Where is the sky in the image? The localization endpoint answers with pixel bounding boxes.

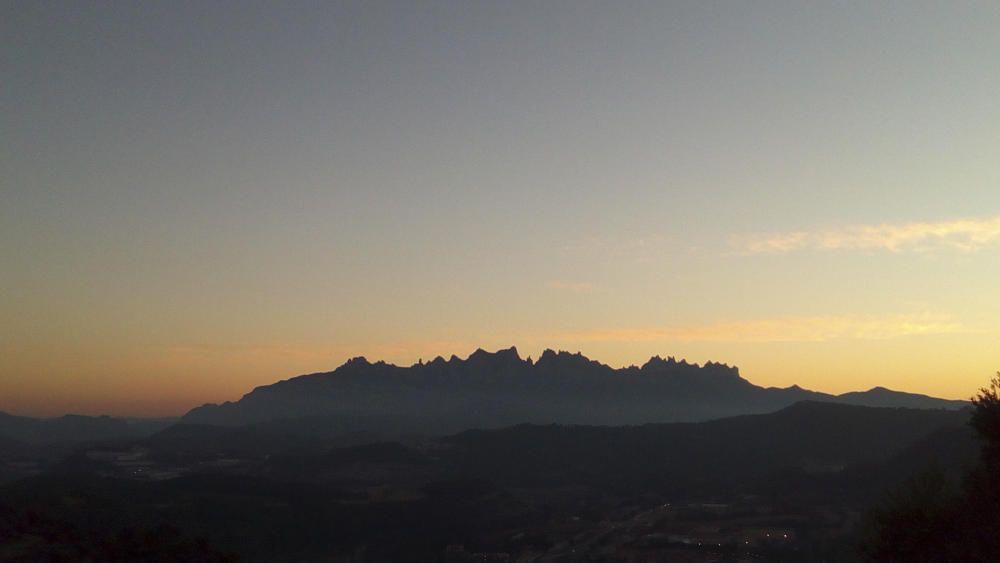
[2,1,999,416]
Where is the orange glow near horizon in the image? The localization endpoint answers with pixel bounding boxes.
[3,3,999,419]
[1,328,991,417]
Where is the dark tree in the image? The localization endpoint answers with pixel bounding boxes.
[861,372,1000,561]
[971,372,1000,469]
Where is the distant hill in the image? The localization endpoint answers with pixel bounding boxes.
[51,402,973,504]
[7,401,972,563]
[143,418,390,458]
[182,347,967,434]
[442,401,972,494]
[0,411,174,446]
[832,386,968,410]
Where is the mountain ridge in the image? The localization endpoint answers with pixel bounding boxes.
[0,411,175,446]
[183,347,967,431]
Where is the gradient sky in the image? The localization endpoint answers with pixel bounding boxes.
[3,1,999,416]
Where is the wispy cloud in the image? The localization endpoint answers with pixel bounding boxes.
[738,215,1000,254]
[553,313,965,344]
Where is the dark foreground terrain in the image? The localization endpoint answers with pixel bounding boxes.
[0,401,977,562]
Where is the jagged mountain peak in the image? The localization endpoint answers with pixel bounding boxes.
[467,346,523,364]
[640,355,677,370]
[342,356,370,367]
[180,347,969,429]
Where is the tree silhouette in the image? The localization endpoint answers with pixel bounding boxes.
[861,372,1000,561]
[971,372,1000,469]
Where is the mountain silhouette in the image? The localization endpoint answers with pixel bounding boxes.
[832,386,967,409]
[0,411,172,445]
[182,347,966,433]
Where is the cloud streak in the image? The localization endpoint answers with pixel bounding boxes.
[553,313,965,344]
[739,215,1000,254]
